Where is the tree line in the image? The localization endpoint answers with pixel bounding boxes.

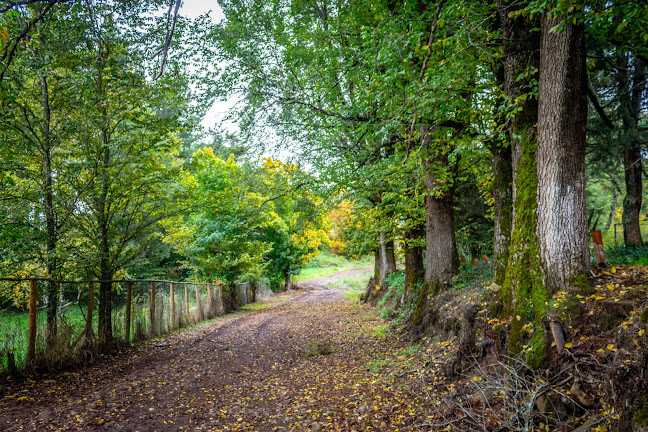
[211,0,647,363]
[0,1,328,348]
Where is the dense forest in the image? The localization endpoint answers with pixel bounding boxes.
[1,0,648,431]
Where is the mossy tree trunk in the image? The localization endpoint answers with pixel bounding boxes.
[537,13,590,294]
[378,232,388,284]
[402,225,425,305]
[491,127,513,287]
[490,45,513,286]
[373,248,381,283]
[498,0,547,363]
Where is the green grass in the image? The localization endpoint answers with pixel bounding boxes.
[240,303,269,311]
[326,271,372,300]
[295,251,372,282]
[0,306,98,374]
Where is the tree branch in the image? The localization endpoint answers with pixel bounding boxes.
[588,85,614,130]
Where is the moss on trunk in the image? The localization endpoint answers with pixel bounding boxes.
[501,136,548,366]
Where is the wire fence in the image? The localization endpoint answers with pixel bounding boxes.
[0,278,258,377]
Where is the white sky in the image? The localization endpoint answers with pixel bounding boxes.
[180,1,238,132]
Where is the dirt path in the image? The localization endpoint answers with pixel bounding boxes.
[0,270,427,432]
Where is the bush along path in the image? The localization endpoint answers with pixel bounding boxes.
[0,268,437,432]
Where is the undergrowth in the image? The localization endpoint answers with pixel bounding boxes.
[605,244,648,266]
[452,261,492,290]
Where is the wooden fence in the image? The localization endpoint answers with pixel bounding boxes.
[0,278,258,376]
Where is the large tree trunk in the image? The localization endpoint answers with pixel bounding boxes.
[623,142,644,246]
[490,28,513,286]
[620,55,645,246]
[421,126,458,293]
[497,1,545,362]
[378,231,388,284]
[373,248,381,283]
[385,238,397,274]
[491,120,513,287]
[402,225,424,305]
[537,14,589,294]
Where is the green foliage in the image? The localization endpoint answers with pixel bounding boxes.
[165,151,330,286]
[452,262,493,291]
[377,271,405,309]
[606,245,648,266]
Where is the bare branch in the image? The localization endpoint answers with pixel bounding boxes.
[152,0,182,80]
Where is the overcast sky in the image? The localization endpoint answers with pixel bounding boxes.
[179,1,238,132]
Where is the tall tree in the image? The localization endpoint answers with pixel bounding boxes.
[497,0,544,357]
[537,9,589,293]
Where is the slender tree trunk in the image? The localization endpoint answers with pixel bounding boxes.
[285,271,292,290]
[537,14,589,293]
[97,142,113,346]
[604,186,619,232]
[39,71,60,351]
[421,126,458,292]
[621,55,645,246]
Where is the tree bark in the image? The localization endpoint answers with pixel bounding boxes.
[620,55,645,246]
[421,126,458,292]
[40,71,59,351]
[490,23,513,286]
[385,238,397,274]
[492,143,513,286]
[379,231,388,284]
[537,14,590,293]
[402,225,425,305]
[498,1,546,362]
[97,142,113,347]
[285,271,292,290]
[623,142,644,246]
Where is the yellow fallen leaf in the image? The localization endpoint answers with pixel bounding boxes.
[564,343,573,349]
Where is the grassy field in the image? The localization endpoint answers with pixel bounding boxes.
[295,251,372,282]
[326,271,373,300]
[0,284,212,376]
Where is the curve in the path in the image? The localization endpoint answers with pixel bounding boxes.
[0,267,425,432]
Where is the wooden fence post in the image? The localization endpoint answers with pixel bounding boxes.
[184,282,190,323]
[218,283,223,314]
[85,282,95,339]
[150,281,156,336]
[207,283,212,317]
[27,279,37,364]
[195,283,203,322]
[591,230,606,266]
[170,282,175,330]
[125,281,132,343]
